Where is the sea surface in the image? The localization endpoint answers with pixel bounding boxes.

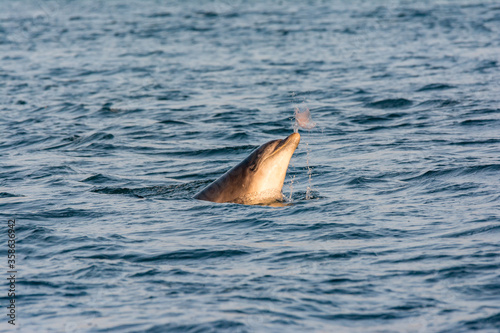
[1,0,500,332]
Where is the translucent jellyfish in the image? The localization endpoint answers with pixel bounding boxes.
[294,106,316,132]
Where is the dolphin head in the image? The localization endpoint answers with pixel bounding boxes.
[194,132,301,205]
[238,132,301,202]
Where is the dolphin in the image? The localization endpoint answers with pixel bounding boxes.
[194,132,300,205]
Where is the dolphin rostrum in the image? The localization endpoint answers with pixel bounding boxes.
[194,133,300,205]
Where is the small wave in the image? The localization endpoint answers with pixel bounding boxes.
[0,192,24,198]
[224,131,250,141]
[459,118,499,127]
[128,268,164,278]
[175,145,256,158]
[192,65,233,73]
[376,253,454,265]
[81,173,123,184]
[44,132,114,151]
[417,99,460,108]
[345,176,386,186]
[426,263,497,281]
[35,208,104,219]
[92,182,202,199]
[28,165,76,180]
[348,112,407,125]
[365,98,413,109]
[322,277,361,284]
[132,249,250,262]
[195,10,220,18]
[77,249,250,263]
[17,280,59,289]
[206,110,257,123]
[146,12,172,18]
[157,119,190,125]
[429,182,482,196]
[269,249,370,263]
[312,312,402,321]
[315,229,386,240]
[18,226,56,244]
[60,241,126,257]
[449,138,500,146]
[403,164,500,181]
[475,59,497,72]
[91,186,163,198]
[145,320,246,333]
[439,224,500,238]
[71,263,121,279]
[459,312,500,331]
[465,108,500,115]
[156,90,191,101]
[396,8,432,19]
[417,83,455,91]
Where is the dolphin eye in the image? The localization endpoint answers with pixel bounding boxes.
[249,163,257,172]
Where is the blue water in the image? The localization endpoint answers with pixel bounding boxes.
[1,0,500,332]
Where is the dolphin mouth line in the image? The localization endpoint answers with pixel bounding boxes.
[265,133,300,160]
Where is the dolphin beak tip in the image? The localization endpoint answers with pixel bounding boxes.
[287,132,301,148]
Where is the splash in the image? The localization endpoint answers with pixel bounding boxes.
[289,105,316,201]
[305,142,314,200]
[287,174,296,202]
[293,106,316,132]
